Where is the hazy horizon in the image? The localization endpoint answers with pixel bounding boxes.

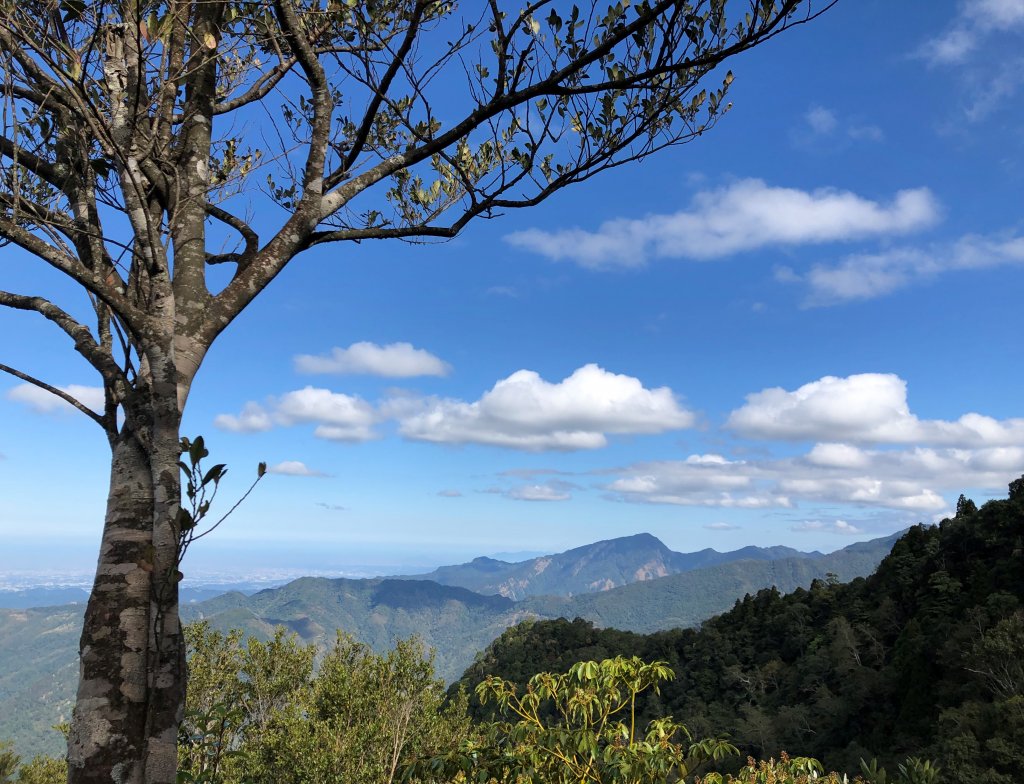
[0,524,920,590]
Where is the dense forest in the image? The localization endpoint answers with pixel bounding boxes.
[3,478,1021,782]
[455,479,1024,782]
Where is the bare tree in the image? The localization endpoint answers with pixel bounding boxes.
[0,0,832,781]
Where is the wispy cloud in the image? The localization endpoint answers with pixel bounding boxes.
[499,467,572,478]
[7,383,104,415]
[315,502,347,511]
[917,1,1024,123]
[962,57,1024,122]
[504,180,938,269]
[485,285,518,298]
[506,483,573,502]
[295,341,450,377]
[779,231,1024,305]
[791,519,864,535]
[485,478,579,502]
[801,105,884,143]
[437,489,463,498]
[805,105,838,135]
[918,0,1024,66]
[704,521,741,531]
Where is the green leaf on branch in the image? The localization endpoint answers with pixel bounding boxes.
[202,464,226,487]
[177,508,195,531]
[188,436,208,467]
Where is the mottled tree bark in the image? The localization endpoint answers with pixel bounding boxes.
[67,364,187,783]
[68,434,154,783]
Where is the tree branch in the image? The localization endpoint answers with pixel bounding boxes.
[0,289,129,386]
[0,134,65,188]
[213,60,295,116]
[0,362,107,427]
[272,0,331,205]
[208,0,821,341]
[205,203,258,268]
[0,215,139,328]
[0,192,76,240]
[201,0,338,334]
[339,3,429,177]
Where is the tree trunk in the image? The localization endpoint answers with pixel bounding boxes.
[68,419,185,784]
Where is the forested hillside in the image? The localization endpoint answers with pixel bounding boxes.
[524,533,900,634]
[455,479,1024,783]
[0,606,80,759]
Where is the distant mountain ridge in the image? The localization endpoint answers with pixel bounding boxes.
[398,532,823,599]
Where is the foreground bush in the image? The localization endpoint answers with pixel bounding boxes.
[407,655,738,784]
[179,623,469,784]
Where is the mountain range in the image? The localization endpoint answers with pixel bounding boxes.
[0,531,901,758]
[397,532,826,599]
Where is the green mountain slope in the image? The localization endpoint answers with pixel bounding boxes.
[454,482,1024,783]
[182,577,529,682]
[0,606,81,759]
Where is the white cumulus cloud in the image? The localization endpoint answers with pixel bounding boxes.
[214,402,274,433]
[7,383,104,415]
[294,341,450,377]
[806,442,872,469]
[396,364,694,451]
[268,461,329,477]
[504,180,938,269]
[215,387,378,442]
[727,373,1024,447]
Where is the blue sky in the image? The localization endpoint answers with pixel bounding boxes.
[3,0,1024,576]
